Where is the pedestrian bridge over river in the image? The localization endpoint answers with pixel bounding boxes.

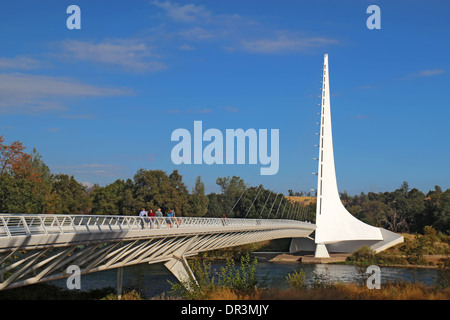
[0,214,315,291]
[0,54,404,292]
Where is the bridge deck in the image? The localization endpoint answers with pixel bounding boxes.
[0,214,315,290]
[0,214,315,252]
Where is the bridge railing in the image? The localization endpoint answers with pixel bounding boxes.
[0,214,313,238]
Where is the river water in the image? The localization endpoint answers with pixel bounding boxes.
[49,258,441,298]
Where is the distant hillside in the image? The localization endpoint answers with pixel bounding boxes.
[285,196,316,206]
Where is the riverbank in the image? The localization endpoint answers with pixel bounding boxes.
[251,251,448,269]
[252,251,350,264]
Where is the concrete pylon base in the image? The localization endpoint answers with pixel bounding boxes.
[314,243,330,258]
[163,237,197,290]
[164,256,196,288]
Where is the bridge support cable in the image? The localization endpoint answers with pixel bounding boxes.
[294,203,301,220]
[258,192,272,219]
[265,193,280,219]
[228,188,247,218]
[280,201,287,219]
[244,185,263,218]
[303,206,312,221]
[278,198,288,219]
[273,195,285,219]
[289,202,299,220]
[286,201,295,219]
[297,206,306,221]
[284,202,292,219]
[293,207,299,220]
[290,203,298,220]
[226,170,261,218]
[298,206,305,221]
[291,202,298,219]
[297,204,302,219]
[295,204,302,220]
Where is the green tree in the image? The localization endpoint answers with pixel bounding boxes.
[400,181,409,195]
[91,179,136,215]
[215,176,247,217]
[133,169,189,215]
[206,193,223,217]
[425,187,450,234]
[187,176,209,217]
[121,183,138,215]
[356,200,387,227]
[0,136,48,213]
[49,174,91,214]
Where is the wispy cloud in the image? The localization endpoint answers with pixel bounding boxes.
[151,1,338,55]
[178,44,196,51]
[167,106,240,114]
[53,163,124,177]
[152,0,211,23]
[178,27,215,40]
[224,106,239,112]
[60,39,167,72]
[167,107,213,114]
[152,0,251,29]
[0,73,131,97]
[235,33,339,54]
[0,73,133,114]
[402,69,445,80]
[60,114,97,120]
[118,153,156,163]
[0,55,43,70]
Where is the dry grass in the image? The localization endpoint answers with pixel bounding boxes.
[257,282,450,300]
[102,289,144,300]
[187,282,450,300]
[208,288,259,300]
[285,196,316,206]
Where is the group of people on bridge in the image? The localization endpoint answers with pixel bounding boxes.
[138,209,232,229]
[139,208,179,229]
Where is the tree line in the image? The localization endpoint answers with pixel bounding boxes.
[341,181,449,235]
[0,136,304,220]
[0,136,448,235]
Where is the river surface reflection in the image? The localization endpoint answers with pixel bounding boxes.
[50,259,440,298]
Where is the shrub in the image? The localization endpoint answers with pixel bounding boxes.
[102,289,143,300]
[400,236,426,265]
[218,253,258,295]
[435,257,450,289]
[169,259,216,300]
[169,253,259,300]
[346,246,377,265]
[286,269,306,289]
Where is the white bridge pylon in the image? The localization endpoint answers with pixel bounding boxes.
[290,54,403,257]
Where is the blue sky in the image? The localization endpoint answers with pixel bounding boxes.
[0,0,449,195]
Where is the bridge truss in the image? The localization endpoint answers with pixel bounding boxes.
[0,214,315,291]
